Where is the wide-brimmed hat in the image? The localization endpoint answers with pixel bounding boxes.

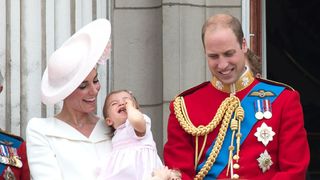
[41,18,111,105]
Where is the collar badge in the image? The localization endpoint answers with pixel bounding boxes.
[215,80,223,90]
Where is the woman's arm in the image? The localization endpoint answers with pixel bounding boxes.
[26,118,63,180]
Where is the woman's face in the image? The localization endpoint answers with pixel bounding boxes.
[64,68,101,113]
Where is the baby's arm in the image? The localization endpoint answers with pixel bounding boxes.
[125,99,146,136]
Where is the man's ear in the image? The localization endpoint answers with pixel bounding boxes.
[105,117,113,126]
[242,38,248,53]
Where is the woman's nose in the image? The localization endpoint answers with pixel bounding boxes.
[88,84,99,95]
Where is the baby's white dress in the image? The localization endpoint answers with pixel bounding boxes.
[98,114,163,180]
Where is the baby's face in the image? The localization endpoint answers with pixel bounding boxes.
[105,91,132,128]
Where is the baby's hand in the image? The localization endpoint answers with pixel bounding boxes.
[125,98,135,108]
[125,98,145,135]
[126,99,143,123]
[150,166,182,180]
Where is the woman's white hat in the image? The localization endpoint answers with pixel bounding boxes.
[41,18,111,105]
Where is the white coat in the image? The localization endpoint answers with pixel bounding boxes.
[26,117,112,180]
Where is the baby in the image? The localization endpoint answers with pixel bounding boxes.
[98,90,180,180]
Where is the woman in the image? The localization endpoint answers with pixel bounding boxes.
[26,19,112,180]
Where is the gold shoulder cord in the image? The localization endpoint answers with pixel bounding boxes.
[173,95,244,180]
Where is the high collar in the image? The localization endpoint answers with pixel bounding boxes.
[210,67,255,94]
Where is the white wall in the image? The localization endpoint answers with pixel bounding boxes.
[0,0,111,137]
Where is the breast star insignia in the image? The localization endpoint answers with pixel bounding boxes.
[257,150,273,173]
[254,122,275,146]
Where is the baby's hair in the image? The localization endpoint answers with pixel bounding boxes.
[102,89,140,137]
[103,89,139,119]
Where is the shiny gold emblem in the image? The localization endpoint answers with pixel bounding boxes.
[249,90,275,98]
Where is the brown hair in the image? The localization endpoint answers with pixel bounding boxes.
[102,90,140,136]
[246,49,262,76]
[103,89,139,119]
[0,70,3,85]
[201,14,244,48]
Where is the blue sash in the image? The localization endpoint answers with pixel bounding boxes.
[196,82,285,179]
[0,133,22,172]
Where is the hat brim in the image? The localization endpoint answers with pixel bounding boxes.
[41,19,111,105]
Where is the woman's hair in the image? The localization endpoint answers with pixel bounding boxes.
[246,49,262,76]
[0,70,3,85]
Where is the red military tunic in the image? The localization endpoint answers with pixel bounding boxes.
[0,130,30,180]
[164,71,309,180]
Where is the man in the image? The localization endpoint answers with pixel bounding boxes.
[164,14,309,179]
[0,70,30,179]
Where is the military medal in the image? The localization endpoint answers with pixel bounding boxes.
[0,145,6,164]
[0,145,9,164]
[254,100,264,120]
[3,166,16,180]
[11,156,22,168]
[8,147,22,168]
[263,99,272,119]
[0,145,22,168]
[257,150,273,173]
[254,122,275,146]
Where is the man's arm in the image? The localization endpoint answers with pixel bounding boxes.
[164,101,195,180]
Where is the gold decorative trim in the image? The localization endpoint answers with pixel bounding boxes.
[211,68,255,93]
[173,94,244,179]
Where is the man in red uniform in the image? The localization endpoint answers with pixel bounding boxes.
[0,70,30,179]
[164,14,309,180]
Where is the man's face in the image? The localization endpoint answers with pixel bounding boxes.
[204,27,247,85]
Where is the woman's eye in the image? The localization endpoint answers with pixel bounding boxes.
[78,83,87,89]
[93,78,99,84]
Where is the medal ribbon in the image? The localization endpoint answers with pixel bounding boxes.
[0,134,22,173]
[196,82,285,179]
